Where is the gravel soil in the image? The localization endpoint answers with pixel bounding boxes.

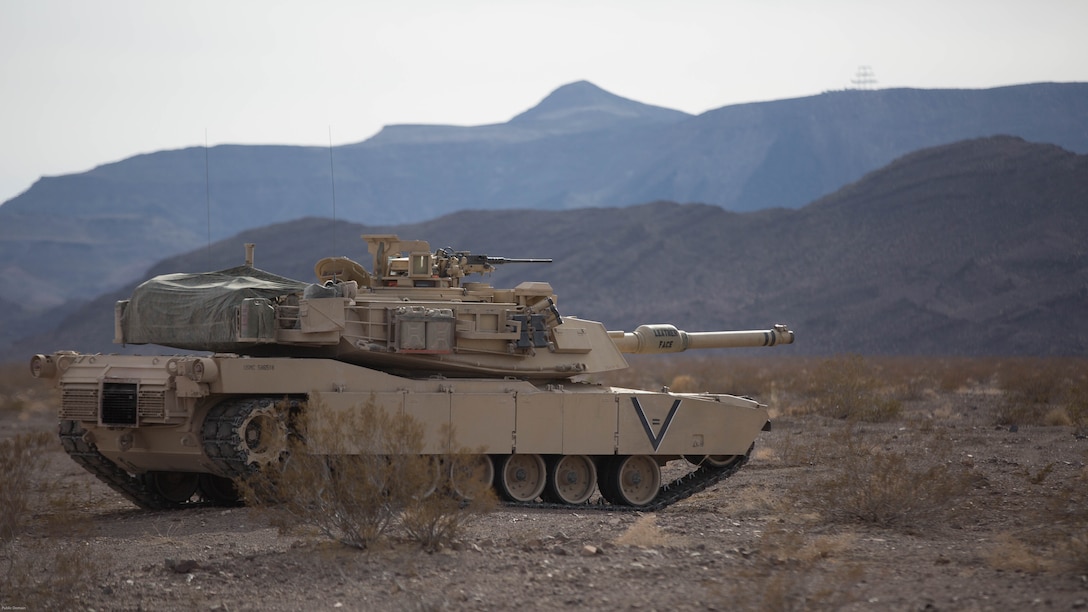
[3,387,1087,611]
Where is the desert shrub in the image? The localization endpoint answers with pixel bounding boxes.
[993,400,1049,427]
[1,430,97,608]
[923,356,1002,392]
[717,524,862,611]
[0,431,54,544]
[241,399,425,549]
[988,459,1088,574]
[400,448,496,552]
[239,398,494,551]
[792,428,973,529]
[799,355,902,422]
[1065,382,1088,430]
[867,357,934,401]
[992,358,1088,427]
[995,358,1065,405]
[1034,462,1088,572]
[3,549,96,609]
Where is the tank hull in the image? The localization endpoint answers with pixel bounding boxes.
[42,352,769,509]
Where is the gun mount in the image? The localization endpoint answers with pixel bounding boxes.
[319,234,552,289]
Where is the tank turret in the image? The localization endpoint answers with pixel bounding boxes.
[112,235,792,379]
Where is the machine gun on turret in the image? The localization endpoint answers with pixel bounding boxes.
[347,234,551,288]
[439,250,552,277]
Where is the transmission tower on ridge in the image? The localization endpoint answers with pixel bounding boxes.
[851,65,878,90]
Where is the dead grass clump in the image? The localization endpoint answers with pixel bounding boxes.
[3,548,97,609]
[927,357,1001,392]
[986,464,1088,575]
[993,402,1039,427]
[1062,379,1088,431]
[239,398,494,552]
[766,427,824,468]
[718,524,862,610]
[1,430,98,609]
[758,524,857,566]
[799,355,902,422]
[996,358,1064,404]
[722,484,785,519]
[993,358,1088,427]
[871,356,939,400]
[792,429,973,530]
[613,514,671,548]
[986,533,1053,573]
[0,431,54,544]
[1026,461,1088,573]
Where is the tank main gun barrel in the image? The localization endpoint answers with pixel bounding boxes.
[608,324,794,354]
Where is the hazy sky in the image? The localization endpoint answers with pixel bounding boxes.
[2,0,1086,204]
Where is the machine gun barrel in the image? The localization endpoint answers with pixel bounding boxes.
[461,254,552,266]
[489,257,553,264]
[456,254,552,274]
[609,324,794,354]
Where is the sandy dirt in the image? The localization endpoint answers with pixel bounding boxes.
[2,385,1087,611]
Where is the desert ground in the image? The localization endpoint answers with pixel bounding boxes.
[2,356,1087,611]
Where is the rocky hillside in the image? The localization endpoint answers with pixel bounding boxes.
[10,136,1086,359]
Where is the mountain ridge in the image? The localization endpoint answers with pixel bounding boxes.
[2,81,1086,315]
[8,135,1085,360]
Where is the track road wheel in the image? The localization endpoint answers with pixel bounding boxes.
[199,473,241,505]
[543,454,598,505]
[450,454,495,500]
[146,471,199,504]
[409,455,442,500]
[603,455,661,507]
[497,454,547,502]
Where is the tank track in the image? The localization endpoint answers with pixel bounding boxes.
[58,420,193,510]
[503,449,751,513]
[63,401,751,513]
[203,397,272,478]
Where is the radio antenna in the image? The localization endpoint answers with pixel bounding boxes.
[205,129,212,269]
[328,126,338,256]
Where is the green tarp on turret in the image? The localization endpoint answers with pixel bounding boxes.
[118,266,307,351]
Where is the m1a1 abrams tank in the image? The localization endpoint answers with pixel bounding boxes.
[31,234,794,510]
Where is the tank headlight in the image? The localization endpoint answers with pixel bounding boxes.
[188,358,219,383]
[30,354,57,379]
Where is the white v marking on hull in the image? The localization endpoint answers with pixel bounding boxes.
[631,397,682,451]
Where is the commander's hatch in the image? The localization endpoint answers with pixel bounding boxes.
[364,234,452,288]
